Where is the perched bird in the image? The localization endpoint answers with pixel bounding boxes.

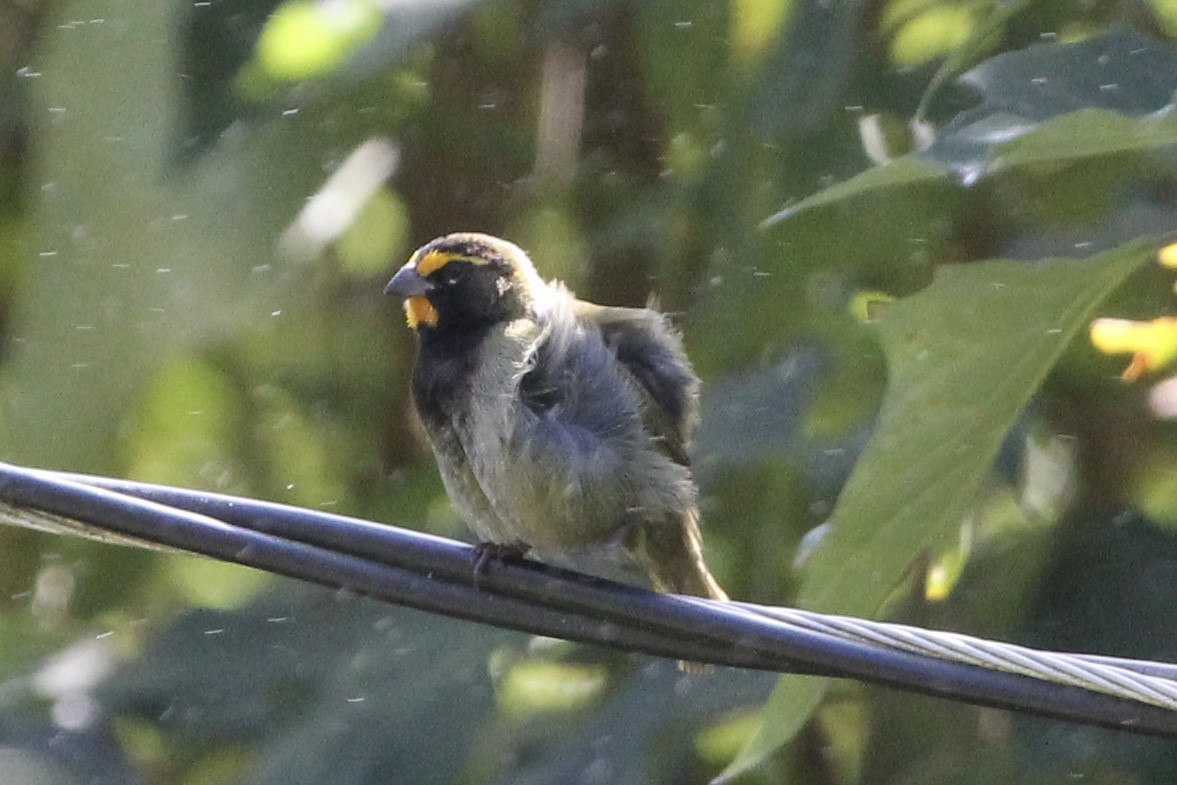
[385,232,727,603]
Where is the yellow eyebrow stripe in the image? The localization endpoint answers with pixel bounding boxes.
[414,250,488,277]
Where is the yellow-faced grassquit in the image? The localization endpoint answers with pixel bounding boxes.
[385,233,727,603]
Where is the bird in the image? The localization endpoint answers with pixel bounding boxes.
[384,232,727,604]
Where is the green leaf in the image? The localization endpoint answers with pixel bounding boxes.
[986,107,1177,173]
[761,99,1177,231]
[760,29,1177,223]
[719,236,1168,783]
[798,236,1167,618]
[760,156,952,227]
[713,674,826,784]
[925,28,1177,177]
[957,27,1177,121]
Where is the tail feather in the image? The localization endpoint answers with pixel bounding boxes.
[627,510,728,601]
[626,511,726,673]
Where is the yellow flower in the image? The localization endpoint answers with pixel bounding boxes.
[1158,242,1177,270]
[1090,317,1177,381]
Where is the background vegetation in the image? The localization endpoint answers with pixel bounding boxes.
[3,0,1177,783]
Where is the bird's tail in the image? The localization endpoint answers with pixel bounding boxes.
[627,511,727,672]
[628,510,728,601]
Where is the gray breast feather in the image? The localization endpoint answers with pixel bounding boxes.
[424,424,519,547]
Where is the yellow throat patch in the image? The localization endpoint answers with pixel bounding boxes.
[405,296,438,328]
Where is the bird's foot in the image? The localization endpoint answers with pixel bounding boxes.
[472,541,529,586]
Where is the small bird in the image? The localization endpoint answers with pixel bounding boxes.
[385,233,727,603]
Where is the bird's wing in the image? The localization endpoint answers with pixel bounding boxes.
[573,300,700,466]
[479,295,693,555]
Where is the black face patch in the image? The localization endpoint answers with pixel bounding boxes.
[416,259,525,334]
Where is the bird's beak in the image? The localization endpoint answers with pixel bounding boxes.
[384,263,433,298]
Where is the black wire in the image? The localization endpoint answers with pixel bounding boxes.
[0,464,725,665]
[4,461,1177,738]
[27,465,852,675]
[27,468,829,673]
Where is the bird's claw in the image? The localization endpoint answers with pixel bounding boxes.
[472,542,528,586]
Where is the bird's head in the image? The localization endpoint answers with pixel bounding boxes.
[385,233,547,332]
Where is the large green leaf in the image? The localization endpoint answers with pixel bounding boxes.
[986,107,1177,173]
[717,236,1167,783]
[927,27,1177,177]
[713,674,825,784]
[759,156,952,226]
[956,26,1177,121]
[760,28,1177,221]
[801,237,1165,616]
[760,100,1177,229]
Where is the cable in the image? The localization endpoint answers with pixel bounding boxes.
[2,461,1177,738]
[0,470,729,668]
[730,603,1177,710]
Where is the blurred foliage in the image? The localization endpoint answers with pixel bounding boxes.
[4,1,1177,784]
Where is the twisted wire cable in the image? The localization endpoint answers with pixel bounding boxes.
[2,461,1177,737]
[729,602,1177,710]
